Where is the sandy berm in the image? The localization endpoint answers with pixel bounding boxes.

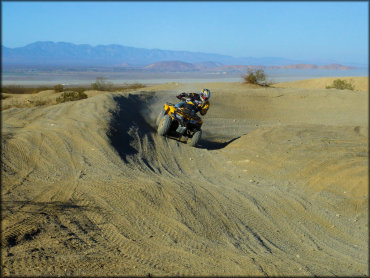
[1,77,368,276]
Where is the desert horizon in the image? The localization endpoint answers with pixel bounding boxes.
[2,67,368,87]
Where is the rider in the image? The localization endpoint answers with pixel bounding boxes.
[175,88,211,116]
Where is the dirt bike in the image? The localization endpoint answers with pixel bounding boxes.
[156,101,203,147]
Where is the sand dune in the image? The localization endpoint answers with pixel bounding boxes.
[1,80,368,276]
[273,76,368,92]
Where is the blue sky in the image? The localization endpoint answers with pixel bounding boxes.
[2,1,368,64]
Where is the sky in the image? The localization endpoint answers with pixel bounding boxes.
[2,1,368,64]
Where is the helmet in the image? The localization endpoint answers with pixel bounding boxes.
[200,89,211,101]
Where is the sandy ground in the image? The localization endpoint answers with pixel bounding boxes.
[1,78,368,276]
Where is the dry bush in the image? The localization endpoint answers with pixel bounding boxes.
[56,91,88,103]
[326,79,355,90]
[91,77,113,91]
[68,87,87,94]
[116,83,146,91]
[91,77,146,92]
[54,84,64,92]
[33,99,49,106]
[242,69,271,86]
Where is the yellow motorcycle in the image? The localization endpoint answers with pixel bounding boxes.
[156,101,203,147]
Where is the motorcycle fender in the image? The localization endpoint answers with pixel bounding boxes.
[164,104,176,119]
[163,104,172,116]
[163,103,169,112]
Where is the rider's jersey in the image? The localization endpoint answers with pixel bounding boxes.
[180,93,210,116]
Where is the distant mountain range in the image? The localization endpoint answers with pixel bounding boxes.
[141,61,355,72]
[1,41,362,70]
[142,61,224,71]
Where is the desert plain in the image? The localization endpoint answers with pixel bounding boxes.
[1,77,369,276]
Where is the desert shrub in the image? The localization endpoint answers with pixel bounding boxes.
[33,99,49,106]
[243,69,270,86]
[68,87,86,94]
[326,79,355,90]
[56,91,88,103]
[115,83,146,92]
[54,84,64,92]
[90,78,145,92]
[1,85,52,94]
[1,94,11,99]
[91,77,113,91]
[244,69,257,84]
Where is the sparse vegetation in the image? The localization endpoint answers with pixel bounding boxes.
[2,81,146,96]
[1,85,50,94]
[91,77,146,92]
[242,69,271,86]
[1,97,51,110]
[326,79,355,90]
[91,77,114,91]
[119,83,146,91]
[1,81,146,110]
[118,83,146,91]
[54,84,64,92]
[56,91,88,103]
[68,87,86,94]
[33,99,49,106]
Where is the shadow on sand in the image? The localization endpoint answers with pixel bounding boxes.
[198,137,241,150]
[107,93,157,163]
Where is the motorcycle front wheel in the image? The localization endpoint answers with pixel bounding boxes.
[157,115,172,136]
[156,110,166,126]
[189,130,202,147]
